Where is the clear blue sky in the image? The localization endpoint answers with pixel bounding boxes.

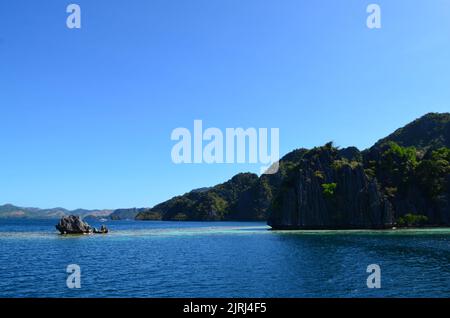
[1,0,449,210]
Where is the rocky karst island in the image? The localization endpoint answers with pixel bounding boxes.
[56,215,108,235]
[2,113,449,231]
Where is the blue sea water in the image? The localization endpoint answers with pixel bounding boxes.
[0,219,449,298]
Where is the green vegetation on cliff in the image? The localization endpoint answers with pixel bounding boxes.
[136,149,309,221]
[136,173,260,221]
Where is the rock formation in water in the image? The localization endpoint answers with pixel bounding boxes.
[56,215,109,234]
[56,215,93,234]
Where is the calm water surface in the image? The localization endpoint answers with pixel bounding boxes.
[0,219,449,297]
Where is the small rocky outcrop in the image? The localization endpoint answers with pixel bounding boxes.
[55,215,93,234]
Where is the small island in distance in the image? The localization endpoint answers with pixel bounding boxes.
[1,112,449,230]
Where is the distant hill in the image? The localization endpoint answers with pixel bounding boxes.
[0,204,112,219]
[109,208,147,220]
[136,173,261,221]
[372,112,450,150]
[0,204,145,221]
[136,149,310,221]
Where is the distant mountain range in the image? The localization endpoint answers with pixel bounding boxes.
[2,112,449,229]
[0,204,113,219]
[0,203,154,221]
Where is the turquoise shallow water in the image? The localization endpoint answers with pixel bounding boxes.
[0,219,449,297]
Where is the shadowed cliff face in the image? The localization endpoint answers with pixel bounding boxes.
[268,145,394,229]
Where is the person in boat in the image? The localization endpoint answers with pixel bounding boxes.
[93,224,108,234]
